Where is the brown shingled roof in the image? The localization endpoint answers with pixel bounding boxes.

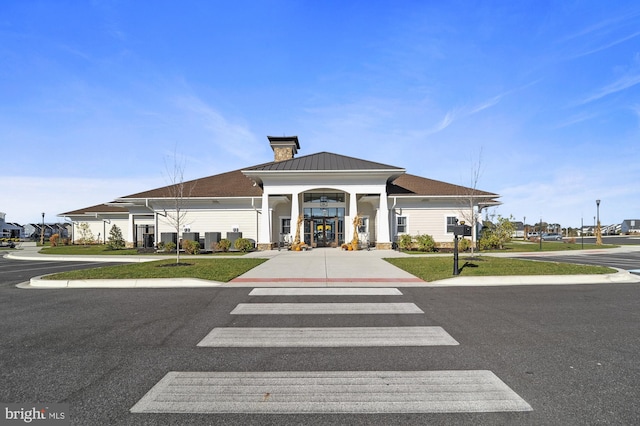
[61,203,128,216]
[120,169,263,199]
[388,173,498,197]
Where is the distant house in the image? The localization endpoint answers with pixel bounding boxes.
[0,213,22,239]
[621,220,640,234]
[511,221,525,238]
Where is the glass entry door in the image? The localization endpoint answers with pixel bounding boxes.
[305,216,343,247]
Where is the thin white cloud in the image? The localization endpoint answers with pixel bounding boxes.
[579,72,640,105]
[173,94,263,165]
[572,30,640,58]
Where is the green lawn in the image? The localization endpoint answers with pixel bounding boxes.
[486,241,618,252]
[385,256,615,282]
[400,241,618,255]
[39,245,245,256]
[43,258,267,282]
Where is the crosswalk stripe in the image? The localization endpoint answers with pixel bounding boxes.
[248,288,403,296]
[196,326,459,347]
[230,302,424,315]
[130,370,532,414]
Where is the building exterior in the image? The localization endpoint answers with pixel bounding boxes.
[621,220,640,234]
[0,212,23,239]
[60,136,500,249]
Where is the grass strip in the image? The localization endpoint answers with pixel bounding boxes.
[385,256,616,282]
[43,258,266,282]
[38,245,247,256]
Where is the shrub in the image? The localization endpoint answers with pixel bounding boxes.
[458,237,471,252]
[234,238,253,253]
[106,224,125,250]
[397,234,413,251]
[164,241,176,252]
[49,233,60,247]
[216,239,231,252]
[416,234,436,252]
[183,239,200,254]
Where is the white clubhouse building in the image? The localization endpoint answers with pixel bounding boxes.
[61,136,500,250]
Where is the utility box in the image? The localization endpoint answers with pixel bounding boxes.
[182,232,200,242]
[160,232,177,245]
[226,232,242,248]
[204,232,221,251]
[453,225,472,237]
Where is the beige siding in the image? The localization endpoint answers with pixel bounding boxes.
[392,199,465,242]
[157,208,259,241]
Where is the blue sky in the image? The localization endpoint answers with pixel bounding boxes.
[2,1,639,227]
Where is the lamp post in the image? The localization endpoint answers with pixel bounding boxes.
[539,217,543,250]
[40,212,45,246]
[596,199,602,245]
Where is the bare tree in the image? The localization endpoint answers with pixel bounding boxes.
[457,148,484,255]
[162,151,196,264]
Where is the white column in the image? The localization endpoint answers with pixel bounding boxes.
[127,214,135,246]
[259,192,271,245]
[290,191,299,238]
[378,192,391,243]
[348,191,358,241]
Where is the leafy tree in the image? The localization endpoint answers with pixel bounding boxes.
[479,215,515,250]
[106,224,125,250]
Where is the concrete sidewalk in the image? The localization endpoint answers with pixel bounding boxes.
[9,242,640,288]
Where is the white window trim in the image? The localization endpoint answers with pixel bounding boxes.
[396,215,408,234]
[280,216,291,236]
[445,215,458,234]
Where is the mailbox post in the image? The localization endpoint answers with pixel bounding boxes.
[452,221,472,276]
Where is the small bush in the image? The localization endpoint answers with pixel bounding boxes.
[416,234,436,252]
[398,234,413,251]
[458,237,471,252]
[183,239,200,255]
[216,239,231,252]
[164,241,176,252]
[234,238,253,253]
[49,233,60,247]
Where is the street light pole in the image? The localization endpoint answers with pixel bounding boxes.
[596,199,602,245]
[40,212,45,246]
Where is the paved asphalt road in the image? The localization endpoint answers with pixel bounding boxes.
[2,251,639,425]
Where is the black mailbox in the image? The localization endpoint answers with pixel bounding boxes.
[453,224,472,237]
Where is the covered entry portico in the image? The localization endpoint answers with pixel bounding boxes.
[241,137,404,250]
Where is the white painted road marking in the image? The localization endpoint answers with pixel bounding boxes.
[230,302,424,315]
[248,287,403,296]
[130,370,532,414]
[196,326,459,347]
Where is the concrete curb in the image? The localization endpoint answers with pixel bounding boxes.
[20,269,639,289]
[26,276,223,289]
